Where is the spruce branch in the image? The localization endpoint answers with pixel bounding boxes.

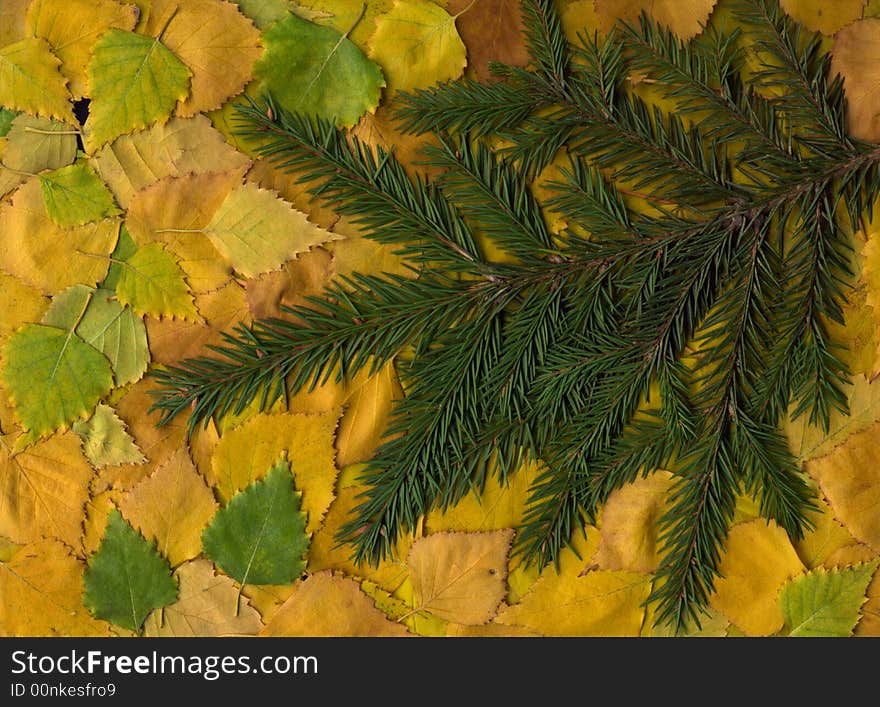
[150,0,880,633]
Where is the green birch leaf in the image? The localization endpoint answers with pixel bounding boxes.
[0,107,16,136]
[202,457,309,588]
[101,224,137,290]
[40,162,121,227]
[2,322,113,438]
[253,13,385,129]
[230,0,300,29]
[73,403,145,468]
[42,285,149,386]
[83,509,178,633]
[85,28,192,151]
[115,243,199,321]
[780,561,880,637]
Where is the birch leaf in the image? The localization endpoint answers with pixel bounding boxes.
[594,0,717,39]
[26,0,139,99]
[85,29,192,151]
[780,0,866,36]
[73,404,144,470]
[447,0,529,81]
[406,530,512,625]
[254,12,385,128]
[202,458,310,588]
[0,0,30,46]
[114,243,200,321]
[0,38,74,123]
[39,162,120,227]
[0,114,78,199]
[367,0,466,94]
[780,562,878,637]
[83,508,178,632]
[0,273,48,341]
[831,19,880,142]
[143,559,263,636]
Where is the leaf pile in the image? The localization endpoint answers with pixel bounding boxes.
[2,0,880,637]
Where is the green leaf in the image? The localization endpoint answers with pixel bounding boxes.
[83,509,178,633]
[101,224,137,290]
[2,322,113,438]
[202,457,309,589]
[39,162,120,227]
[780,561,880,637]
[0,106,16,136]
[253,12,385,129]
[115,243,199,320]
[85,28,191,151]
[72,403,145,468]
[230,0,298,29]
[42,285,149,386]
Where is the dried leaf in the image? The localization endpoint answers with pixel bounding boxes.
[0,273,48,341]
[0,38,74,123]
[780,0,866,36]
[246,247,335,320]
[594,0,717,39]
[73,403,145,469]
[448,0,529,81]
[260,571,410,636]
[0,114,78,199]
[831,18,880,142]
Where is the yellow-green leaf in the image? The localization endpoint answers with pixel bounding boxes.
[85,29,192,151]
[0,38,74,123]
[39,162,120,227]
[0,114,77,199]
[367,0,466,94]
[114,243,200,321]
[72,403,145,469]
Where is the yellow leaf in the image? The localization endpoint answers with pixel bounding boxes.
[0,432,93,548]
[367,0,467,94]
[780,0,865,36]
[593,470,673,573]
[244,158,340,231]
[641,604,729,637]
[793,497,858,569]
[0,114,78,199]
[95,377,187,492]
[855,563,880,636]
[559,0,602,42]
[260,571,410,636]
[0,0,30,46]
[709,519,806,636]
[81,489,124,556]
[209,411,339,532]
[0,536,23,562]
[0,272,48,340]
[806,422,880,552]
[594,0,717,39]
[0,540,112,636]
[0,38,74,123]
[145,281,250,364]
[406,529,513,625]
[826,285,879,379]
[118,447,218,567]
[245,247,335,320]
[496,567,651,636]
[329,215,414,279]
[140,0,262,117]
[202,182,340,278]
[823,543,877,569]
[144,559,264,636]
[335,362,403,467]
[308,486,411,592]
[0,179,118,295]
[784,374,880,461]
[831,19,880,142]
[126,172,240,293]
[90,115,251,208]
[445,621,541,637]
[26,0,139,99]
[425,460,541,533]
[240,583,298,624]
[350,104,441,178]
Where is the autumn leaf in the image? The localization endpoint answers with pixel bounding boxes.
[143,559,263,636]
[0,540,112,636]
[405,530,512,625]
[594,0,718,39]
[368,0,467,94]
[253,12,385,128]
[119,447,218,567]
[779,561,879,637]
[81,490,124,557]
[709,519,806,636]
[0,38,74,123]
[39,162,121,227]
[780,0,866,36]
[230,0,300,29]
[90,115,251,208]
[114,242,200,321]
[0,273,48,341]
[85,28,192,151]
[42,285,149,387]
[0,432,93,548]
[73,403,145,469]
[26,0,139,99]
[831,19,880,142]
[806,422,880,552]
[448,0,529,81]
[83,508,178,633]
[202,458,310,601]
[246,247,335,320]
[0,114,78,199]
[2,323,113,439]
[0,0,30,46]
[260,571,410,636]
[139,0,262,117]
[792,497,858,570]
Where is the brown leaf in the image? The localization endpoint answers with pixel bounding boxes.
[831,19,880,142]
[448,0,529,81]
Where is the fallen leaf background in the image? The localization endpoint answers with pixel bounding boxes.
[1,0,880,638]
